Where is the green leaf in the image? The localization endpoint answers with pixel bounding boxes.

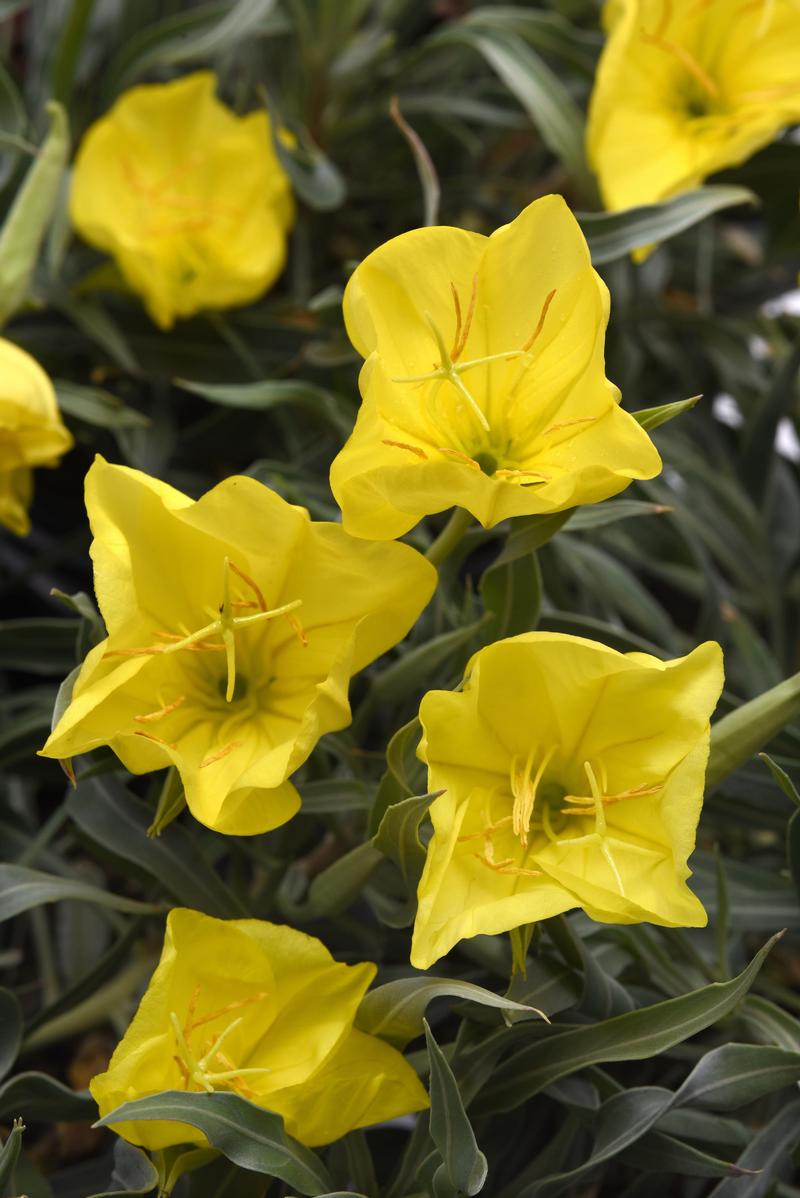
[0,101,69,325]
[305,841,383,917]
[0,62,27,190]
[173,377,352,437]
[0,1117,24,1193]
[474,933,780,1113]
[271,125,347,212]
[632,395,701,432]
[566,499,672,532]
[356,977,543,1048]
[0,864,162,921]
[0,1072,95,1122]
[369,716,425,836]
[54,382,150,431]
[707,1099,800,1196]
[758,752,800,808]
[95,1091,332,1196]
[739,339,800,505]
[0,988,21,1082]
[492,511,574,570]
[425,1020,488,1197]
[674,1042,800,1111]
[707,672,800,789]
[434,24,592,198]
[87,1140,158,1197]
[298,778,371,815]
[373,791,437,890]
[106,0,287,92]
[480,551,541,641]
[69,775,248,919]
[578,186,757,263]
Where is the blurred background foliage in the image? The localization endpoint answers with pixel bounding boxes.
[1,0,800,1195]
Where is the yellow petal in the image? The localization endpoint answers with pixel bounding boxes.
[70,72,293,328]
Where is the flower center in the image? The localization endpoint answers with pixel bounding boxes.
[459,754,664,894]
[170,985,271,1099]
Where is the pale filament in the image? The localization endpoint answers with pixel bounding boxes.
[640,0,720,100]
[543,762,664,898]
[171,986,271,1098]
[391,279,558,443]
[108,557,305,706]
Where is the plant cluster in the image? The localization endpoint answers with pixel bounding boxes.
[1,2,800,1197]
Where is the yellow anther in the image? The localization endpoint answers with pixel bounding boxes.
[494,468,551,481]
[134,730,177,749]
[133,695,186,723]
[520,289,557,354]
[510,744,557,847]
[382,439,429,459]
[438,447,481,469]
[200,741,241,769]
[106,557,303,706]
[171,989,272,1097]
[542,416,599,437]
[450,274,478,361]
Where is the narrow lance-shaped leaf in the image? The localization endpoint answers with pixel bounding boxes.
[0,101,70,325]
[425,1020,488,1197]
[474,933,780,1113]
[707,674,800,789]
[95,1091,332,1197]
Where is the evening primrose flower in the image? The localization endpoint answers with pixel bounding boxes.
[0,337,72,535]
[411,632,724,969]
[92,909,429,1149]
[587,0,800,212]
[40,457,435,835]
[70,72,293,329]
[329,196,660,540]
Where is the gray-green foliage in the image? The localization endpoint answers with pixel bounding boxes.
[1,1,800,1195]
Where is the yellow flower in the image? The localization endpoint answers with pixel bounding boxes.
[410,632,724,969]
[92,908,429,1149]
[329,196,660,540]
[587,0,800,212]
[70,72,294,329]
[0,337,72,536]
[40,457,435,835]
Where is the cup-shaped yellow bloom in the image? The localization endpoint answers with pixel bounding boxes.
[411,632,724,969]
[587,0,800,212]
[70,72,294,329]
[329,195,660,540]
[92,908,429,1149]
[40,457,435,834]
[0,337,73,535]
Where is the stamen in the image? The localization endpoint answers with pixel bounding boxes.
[542,416,598,436]
[382,439,429,460]
[227,559,267,612]
[737,84,800,102]
[199,741,241,769]
[510,744,557,847]
[449,282,463,360]
[641,29,719,99]
[457,814,513,843]
[494,468,551,481]
[520,289,557,354]
[475,851,543,879]
[286,613,308,646]
[133,695,186,723]
[187,991,269,1032]
[451,274,478,361]
[134,730,177,749]
[438,447,481,469]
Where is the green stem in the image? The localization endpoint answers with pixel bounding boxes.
[51,0,97,105]
[425,507,473,569]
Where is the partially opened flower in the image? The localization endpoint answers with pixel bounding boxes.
[0,337,73,536]
[92,909,429,1149]
[587,0,800,212]
[411,632,724,969]
[40,457,435,834]
[329,195,660,540]
[70,71,294,329]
